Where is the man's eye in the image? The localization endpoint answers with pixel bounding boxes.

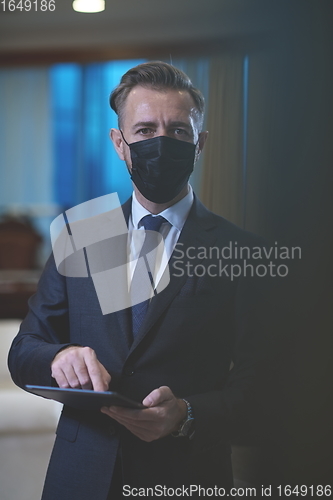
[138,128,153,135]
[174,129,188,136]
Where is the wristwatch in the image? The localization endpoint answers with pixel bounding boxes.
[171,399,195,439]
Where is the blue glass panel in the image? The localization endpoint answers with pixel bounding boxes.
[50,59,146,210]
[50,64,82,209]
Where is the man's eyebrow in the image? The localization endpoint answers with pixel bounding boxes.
[168,121,192,130]
[131,121,192,131]
[132,121,157,130]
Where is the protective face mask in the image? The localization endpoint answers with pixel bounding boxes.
[121,133,197,203]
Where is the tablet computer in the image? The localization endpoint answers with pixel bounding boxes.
[25,385,146,411]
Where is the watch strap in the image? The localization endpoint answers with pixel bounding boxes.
[171,399,195,438]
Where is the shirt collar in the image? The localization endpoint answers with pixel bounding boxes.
[131,185,194,232]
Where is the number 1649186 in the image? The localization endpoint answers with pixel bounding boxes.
[1,0,55,11]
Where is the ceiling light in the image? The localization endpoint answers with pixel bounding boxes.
[72,0,105,13]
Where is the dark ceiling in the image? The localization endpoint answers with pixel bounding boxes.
[0,0,290,53]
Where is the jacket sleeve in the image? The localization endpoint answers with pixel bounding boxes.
[8,254,77,389]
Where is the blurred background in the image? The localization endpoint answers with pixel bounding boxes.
[0,0,332,498]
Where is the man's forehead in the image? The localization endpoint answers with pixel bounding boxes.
[122,85,200,125]
[125,86,196,112]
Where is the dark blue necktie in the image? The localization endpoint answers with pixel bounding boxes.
[131,215,166,338]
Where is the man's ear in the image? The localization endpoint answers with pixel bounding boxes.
[110,128,125,161]
[198,131,208,152]
[195,131,208,162]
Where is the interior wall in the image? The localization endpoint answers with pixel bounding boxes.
[244,0,333,486]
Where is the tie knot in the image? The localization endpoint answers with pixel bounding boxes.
[140,215,166,232]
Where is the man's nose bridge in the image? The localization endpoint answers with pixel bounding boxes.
[154,117,171,137]
[157,125,168,137]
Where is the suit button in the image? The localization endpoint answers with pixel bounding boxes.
[124,367,135,376]
[108,425,116,436]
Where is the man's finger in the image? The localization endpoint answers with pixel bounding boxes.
[83,348,110,391]
[61,365,83,388]
[101,406,145,422]
[102,407,164,429]
[142,385,173,407]
[100,408,165,442]
[100,408,162,440]
[52,367,70,389]
[70,358,93,389]
[101,409,137,426]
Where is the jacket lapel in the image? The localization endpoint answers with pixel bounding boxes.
[127,196,218,355]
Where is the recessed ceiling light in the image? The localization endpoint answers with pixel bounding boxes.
[72,0,105,13]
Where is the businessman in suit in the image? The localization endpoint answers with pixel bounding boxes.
[8,62,267,499]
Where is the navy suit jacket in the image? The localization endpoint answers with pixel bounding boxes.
[8,195,267,500]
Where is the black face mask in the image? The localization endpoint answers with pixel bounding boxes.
[121,133,197,204]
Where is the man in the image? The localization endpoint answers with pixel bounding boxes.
[8,62,265,499]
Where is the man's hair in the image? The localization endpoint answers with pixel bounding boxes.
[109,61,205,130]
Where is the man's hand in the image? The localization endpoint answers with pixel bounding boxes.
[51,346,111,392]
[101,386,187,442]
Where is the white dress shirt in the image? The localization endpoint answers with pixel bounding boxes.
[127,185,194,289]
